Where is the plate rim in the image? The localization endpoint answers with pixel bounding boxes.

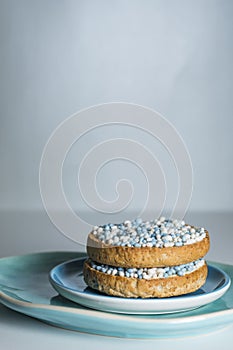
[1,285,233,325]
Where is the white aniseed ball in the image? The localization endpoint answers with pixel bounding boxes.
[166,235,173,241]
[113,236,119,243]
[183,233,190,241]
[124,220,132,227]
[164,242,174,247]
[186,239,195,245]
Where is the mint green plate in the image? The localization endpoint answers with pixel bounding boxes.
[0,251,233,338]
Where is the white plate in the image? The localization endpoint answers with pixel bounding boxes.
[49,257,231,315]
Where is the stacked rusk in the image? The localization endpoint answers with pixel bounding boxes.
[83,218,210,298]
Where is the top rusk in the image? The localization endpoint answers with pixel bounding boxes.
[86,217,210,268]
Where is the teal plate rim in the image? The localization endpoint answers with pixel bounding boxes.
[0,251,233,338]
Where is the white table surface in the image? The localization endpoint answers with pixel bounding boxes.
[1,211,233,349]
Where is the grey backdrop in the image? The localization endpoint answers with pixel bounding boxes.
[1,0,233,216]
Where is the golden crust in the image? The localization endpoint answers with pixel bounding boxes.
[83,259,208,298]
[86,231,210,268]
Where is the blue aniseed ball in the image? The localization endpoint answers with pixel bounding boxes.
[127,268,134,273]
[177,271,184,276]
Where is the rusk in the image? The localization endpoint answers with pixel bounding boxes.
[87,231,210,268]
[83,259,208,298]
